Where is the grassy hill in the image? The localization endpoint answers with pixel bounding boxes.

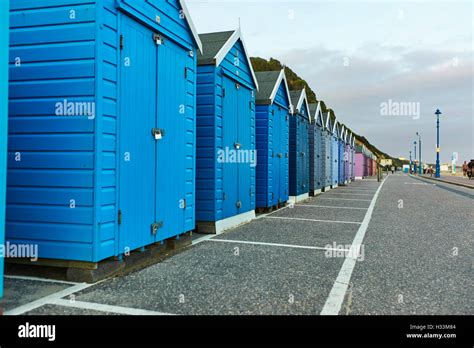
[250,57,317,103]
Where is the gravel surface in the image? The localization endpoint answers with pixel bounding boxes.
[348,174,474,315]
[10,174,471,316]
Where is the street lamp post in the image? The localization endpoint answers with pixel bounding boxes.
[435,109,442,178]
[416,132,422,174]
[414,141,417,174]
[409,150,412,173]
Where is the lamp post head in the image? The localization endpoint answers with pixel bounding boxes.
[435,109,442,116]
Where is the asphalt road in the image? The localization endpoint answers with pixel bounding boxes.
[2,173,472,315]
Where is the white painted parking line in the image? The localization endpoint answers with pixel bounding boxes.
[296,205,368,210]
[207,238,350,252]
[264,216,362,225]
[5,283,95,315]
[317,197,372,202]
[321,176,388,315]
[322,192,373,196]
[404,182,435,186]
[335,188,376,192]
[333,190,376,193]
[4,275,80,286]
[192,233,217,246]
[257,204,291,218]
[51,299,175,316]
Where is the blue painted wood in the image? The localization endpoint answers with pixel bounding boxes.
[289,100,310,197]
[309,122,323,192]
[322,129,331,187]
[255,81,290,209]
[331,131,339,187]
[6,0,198,262]
[196,35,256,223]
[338,139,345,184]
[0,0,9,298]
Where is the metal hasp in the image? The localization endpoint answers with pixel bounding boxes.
[151,222,164,235]
[152,128,165,140]
[434,109,442,178]
[153,33,163,45]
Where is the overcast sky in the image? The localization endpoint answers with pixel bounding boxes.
[187,0,473,164]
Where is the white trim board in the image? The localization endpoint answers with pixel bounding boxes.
[289,192,309,203]
[269,68,292,108]
[179,0,203,54]
[197,210,256,235]
[214,28,259,90]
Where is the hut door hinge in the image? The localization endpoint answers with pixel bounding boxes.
[151,221,164,235]
[222,88,225,98]
[249,101,252,110]
[184,67,187,79]
[118,209,122,225]
[120,35,124,50]
[153,33,163,45]
[271,192,274,200]
[223,192,227,200]
[249,188,253,197]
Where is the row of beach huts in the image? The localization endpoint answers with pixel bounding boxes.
[0,1,379,296]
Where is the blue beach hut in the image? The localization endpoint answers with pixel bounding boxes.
[195,29,258,233]
[309,102,324,196]
[330,111,339,188]
[6,0,202,262]
[321,111,333,191]
[338,123,346,185]
[255,69,292,211]
[289,89,310,203]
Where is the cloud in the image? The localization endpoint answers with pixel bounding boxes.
[277,43,473,162]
